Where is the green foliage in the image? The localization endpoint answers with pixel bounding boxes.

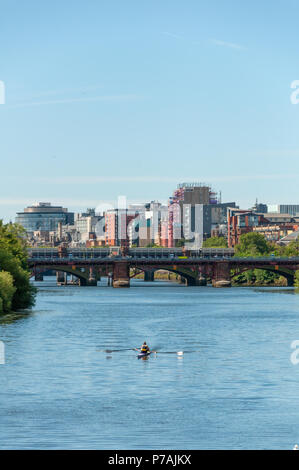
[0,221,36,312]
[282,241,299,257]
[232,268,282,286]
[175,239,185,247]
[0,271,16,313]
[145,243,164,248]
[233,232,290,286]
[235,232,270,257]
[295,271,299,288]
[203,236,228,248]
[0,222,28,268]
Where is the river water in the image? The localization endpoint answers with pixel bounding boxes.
[0,277,299,450]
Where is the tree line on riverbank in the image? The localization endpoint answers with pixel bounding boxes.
[0,221,36,314]
[203,232,299,287]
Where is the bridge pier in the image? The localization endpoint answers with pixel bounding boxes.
[56,271,67,285]
[113,261,130,288]
[212,262,231,288]
[144,271,155,282]
[87,267,97,286]
[198,272,207,286]
[35,273,44,281]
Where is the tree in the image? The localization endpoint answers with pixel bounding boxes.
[145,243,163,248]
[283,241,299,257]
[203,236,227,248]
[0,221,36,312]
[235,232,270,257]
[0,271,16,313]
[234,232,274,285]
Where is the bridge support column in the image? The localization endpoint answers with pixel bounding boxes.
[35,273,44,281]
[113,261,130,288]
[144,271,155,282]
[87,267,97,286]
[198,272,207,286]
[56,271,67,285]
[212,262,231,288]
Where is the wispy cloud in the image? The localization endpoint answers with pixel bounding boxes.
[162,31,185,41]
[162,32,245,51]
[12,84,104,102]
[211,39,246,50]
[7,94,141,109]
[162,31,201,46]
[17,173,299,185]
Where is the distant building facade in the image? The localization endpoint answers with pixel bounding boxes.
[105,209,138,247]
[267,204,299,216]
[167,183,235,248]
[16,202,74,234]
[251,199,268,214]
[74,208,104,242]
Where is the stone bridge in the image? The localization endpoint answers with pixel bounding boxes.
[28,248,299,288]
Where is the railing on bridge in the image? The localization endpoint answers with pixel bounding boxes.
[28,247,120,260]
[28,246,235,260]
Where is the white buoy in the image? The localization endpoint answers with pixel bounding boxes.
[293,444,298,450]
[177,351,184,356]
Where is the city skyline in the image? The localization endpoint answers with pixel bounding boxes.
[2,184,297,224]
[1,0,299,221]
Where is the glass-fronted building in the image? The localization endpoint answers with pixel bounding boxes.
[15,202,74,233]
[268,204,299,216]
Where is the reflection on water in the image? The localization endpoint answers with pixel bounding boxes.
[253,287,297,295]
[0,277,299,450]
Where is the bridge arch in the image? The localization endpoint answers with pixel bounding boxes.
[130,265,203,286]
[231,266,294,286]
[30,265,91,284]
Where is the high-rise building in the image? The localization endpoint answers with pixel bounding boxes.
[105,209,138,247]
[131,201,167,247]
[167,183,235,247]
[15,202,74,234]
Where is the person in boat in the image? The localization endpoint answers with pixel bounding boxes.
[140,341,150,353]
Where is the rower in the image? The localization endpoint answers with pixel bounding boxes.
[140,341,150,353]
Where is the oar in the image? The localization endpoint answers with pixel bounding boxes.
[97,348,184,355]
[151,350,184,355]
[97,348,138,353]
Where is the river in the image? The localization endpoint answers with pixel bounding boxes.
[0,278,299,449]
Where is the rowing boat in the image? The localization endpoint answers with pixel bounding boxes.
[137,351,151,359]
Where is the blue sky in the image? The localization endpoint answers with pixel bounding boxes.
[1,0,299,221]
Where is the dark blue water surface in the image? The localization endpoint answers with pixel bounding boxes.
[1,278,299,449]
